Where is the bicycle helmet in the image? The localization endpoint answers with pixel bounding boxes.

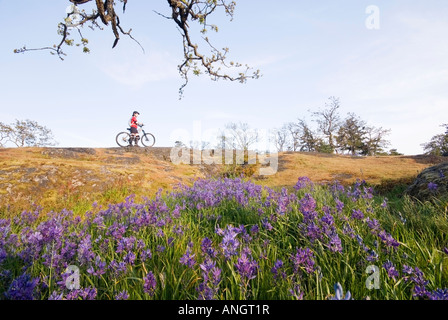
[133,111,140,116]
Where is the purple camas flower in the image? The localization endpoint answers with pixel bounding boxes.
[115,290,130,300]
[201,237,217,258]
[366,217,381,235]
[143,272,157,297]
[428,182,438,192]
[141,249,152,262]
[87,255,107,277]
[351,209,364,220]
[172,225,184,236]
[342,223,355,238]
[321,213,334,227]
[156,228,165,238]
[402,267,429,298]
[109,260,127,277]
[124,252,136,265]
[413,285,429,299]
[356,234,364,246]
[290,248,315,274]
[180,247,196,269]
[378,230,400,249]
[294,176,313,191]
[429,288,448,300]
[106,222,127,240]
[366,249,379,262]
[327,233,343,253]
[402,265,413,276]
[136,239,145,251]
[235,252,258,281]
[238,226,252,243]
[305,222,322,243]
[335,199,344,213]
[220,225,240,259]
[79,287,97,300]
[271,260,285,280]
[261,218,273,231]
[65,287,97,300]
[250,225,259,235]
[197,284,215,300]
[383,260,399,280]
[289,284,304,300]
[198,257,222,299]
[363,186,374,199]
[5,273,39,300]
[0,248,7,264]
[116,236,136,254]
[211,267,222,287]
[330,282,352,300]
[77,235,95,265]
[381,198,388,208]
[299,194,317,222]
[171,204,182,219]
[48,291,64,300]
[200,258,216,274]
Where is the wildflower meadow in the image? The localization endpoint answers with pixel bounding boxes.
[0,176,447,300]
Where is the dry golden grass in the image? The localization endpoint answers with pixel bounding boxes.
[0,147,203,214]
[259,152,444,190]
[0,147,444,215]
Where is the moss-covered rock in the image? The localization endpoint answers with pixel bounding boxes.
[406,162,448,201]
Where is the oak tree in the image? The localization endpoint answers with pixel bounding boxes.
[14,0,260,96]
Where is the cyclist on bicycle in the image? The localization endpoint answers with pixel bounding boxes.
[128,111,142,146]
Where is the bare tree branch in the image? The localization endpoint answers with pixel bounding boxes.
[15,0,260,97]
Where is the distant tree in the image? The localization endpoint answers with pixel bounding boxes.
[388,149,403,156]
[224,122,258,151]
[336,113,366,155]
[362,126,391,156]
[286,122,301,152]
[297,119,321,152]
[272,125,289,152]
[174,140,187,148]
[189,140,211,150]
[0,122,13,147]
[421,124,448,156]
[282,98,393,156]
[0,119,58,148]
[311,97,341,153]
[15,0,260,97]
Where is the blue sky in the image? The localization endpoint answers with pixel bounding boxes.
[1,0,447,154]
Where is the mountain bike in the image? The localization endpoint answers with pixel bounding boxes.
[115,124,156,147]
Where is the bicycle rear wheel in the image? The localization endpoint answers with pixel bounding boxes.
[141,133,156,147]
[116,132,131,147]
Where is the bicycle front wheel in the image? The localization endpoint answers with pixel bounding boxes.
[116,132,131,147]
[141,133,156,147]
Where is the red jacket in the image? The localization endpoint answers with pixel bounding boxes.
[130,116,138,128]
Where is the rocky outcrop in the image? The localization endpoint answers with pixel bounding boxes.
[406,162,448,200]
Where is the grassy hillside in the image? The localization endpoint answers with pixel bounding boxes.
[1,147,447,301]
[0,147,445,215]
